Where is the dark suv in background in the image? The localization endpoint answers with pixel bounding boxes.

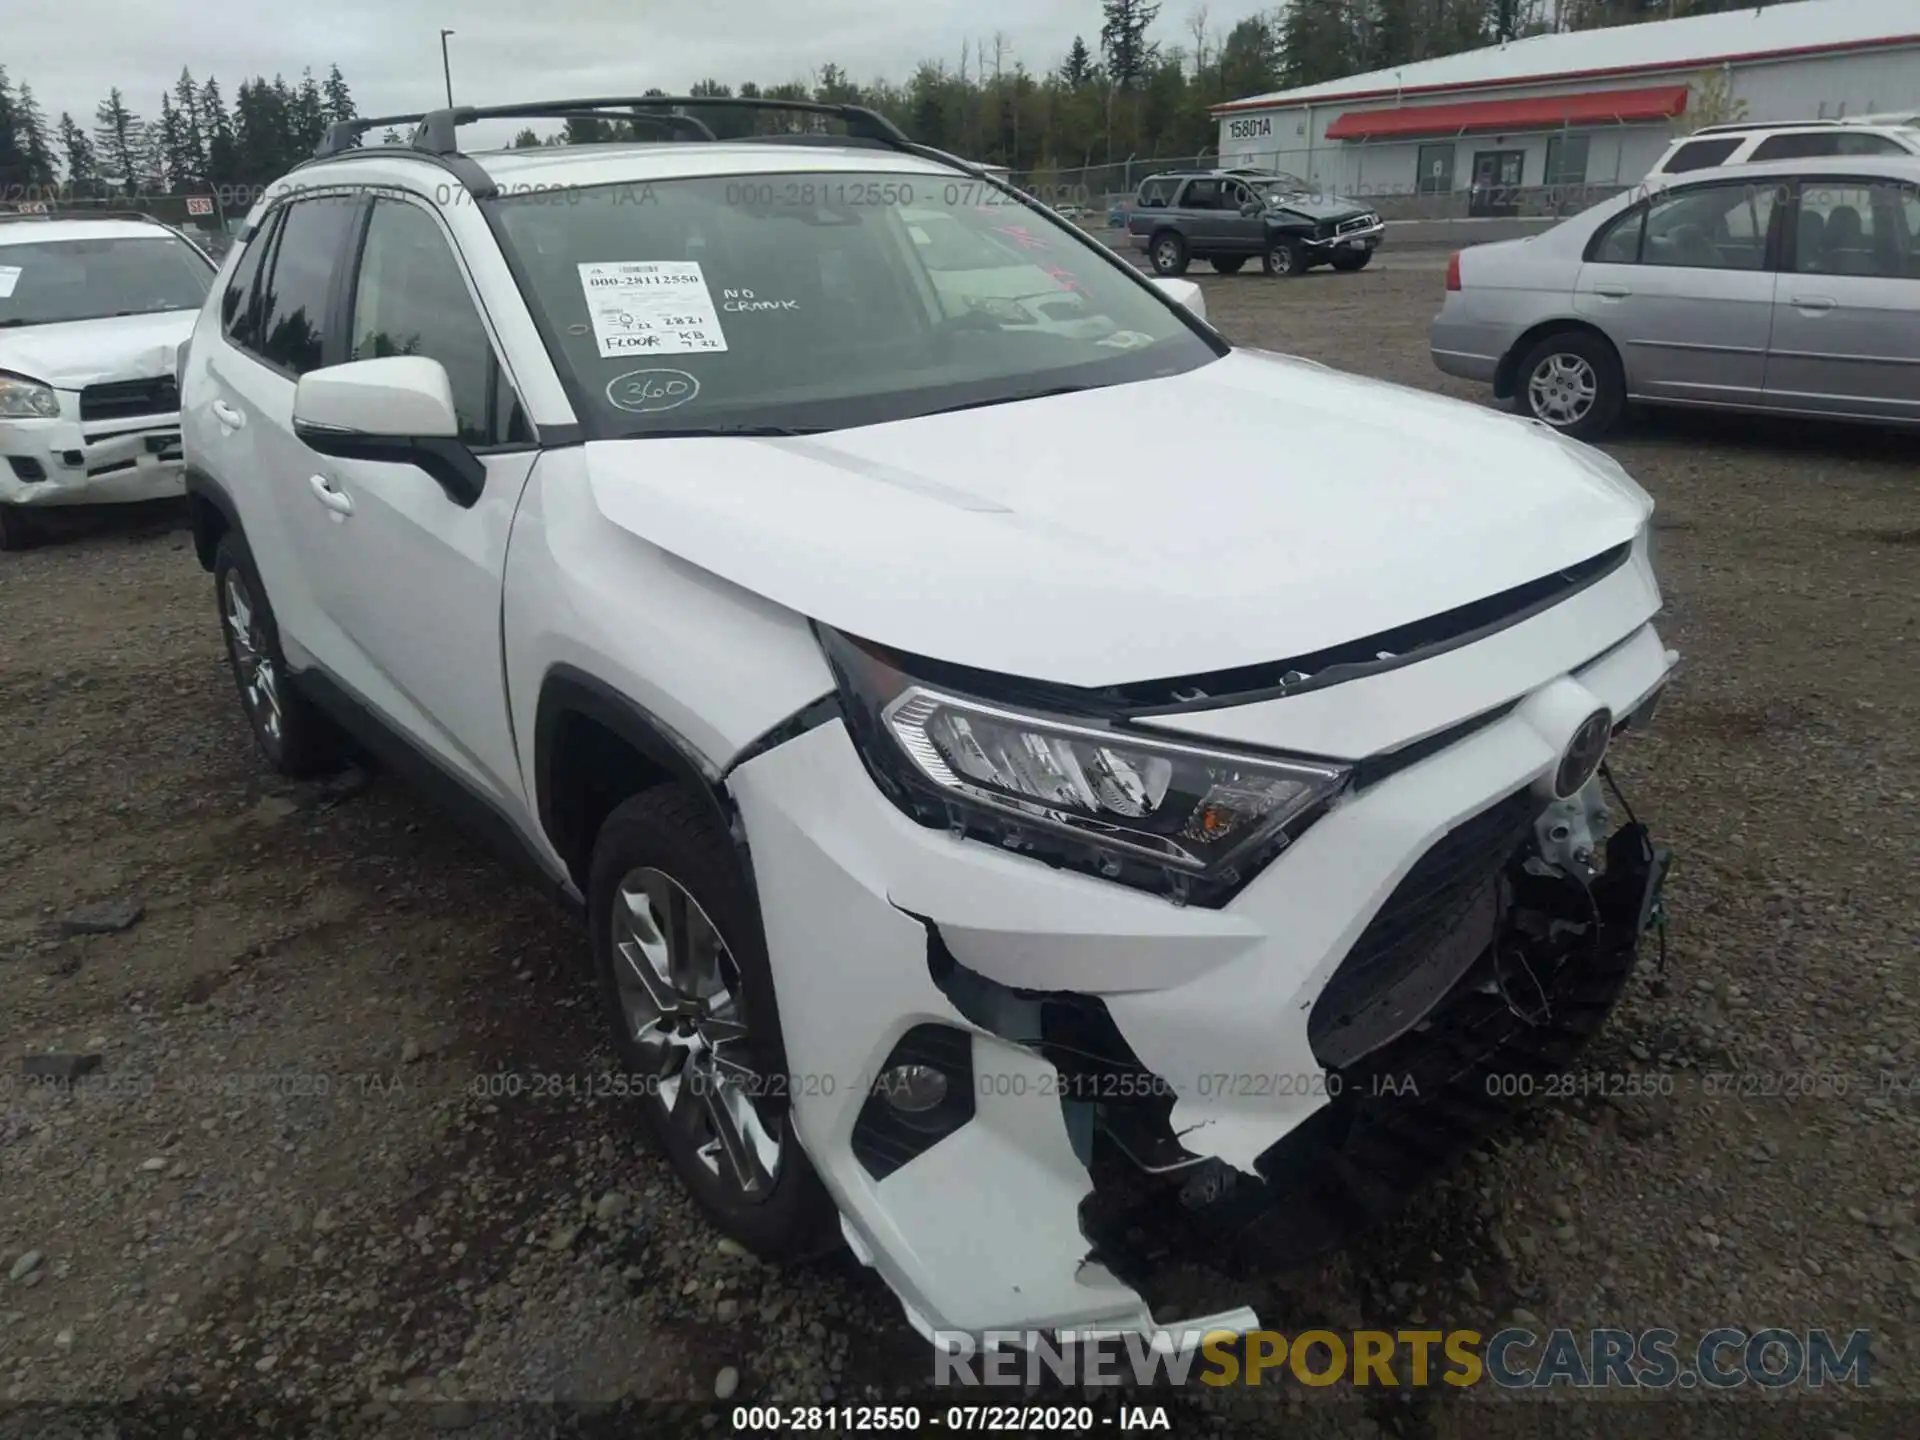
[1126,169,1385,277]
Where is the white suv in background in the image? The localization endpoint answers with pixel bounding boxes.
[0,211,216,549]
[1649,118,1920,176]
[179,97,1676,1348]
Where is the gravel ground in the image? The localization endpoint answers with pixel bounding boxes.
[2,265,1916,1439]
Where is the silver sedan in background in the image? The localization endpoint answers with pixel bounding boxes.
[1431,155,1920,439]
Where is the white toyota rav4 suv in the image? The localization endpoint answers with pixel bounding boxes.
[180,98,1677,1348]
[0,210,216,549]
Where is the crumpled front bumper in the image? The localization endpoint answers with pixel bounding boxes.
[727,552,1675,1345]
[0,404,186,508]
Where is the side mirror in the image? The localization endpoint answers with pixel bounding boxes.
[1150,276,1207,323]
[293,356,483,508]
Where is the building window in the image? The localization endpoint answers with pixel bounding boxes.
[1416,143,1454,195]
[1545,134,1591,187]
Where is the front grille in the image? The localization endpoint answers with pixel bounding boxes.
[79,376,179,424]
[1307,788,1541,1067]
[1337,213,1379,235]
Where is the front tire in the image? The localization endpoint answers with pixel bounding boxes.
[1149,231,1189,276]
[590,786,839,1262]
[1211,255,1246,274]
[1515,330,1626,440]
[1331,249,1373,272]
[1262,239,1303,277]
[213,532,342,777]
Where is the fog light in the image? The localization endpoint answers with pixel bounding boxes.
[1554,708,1613,798]
[878,1064,948,1114]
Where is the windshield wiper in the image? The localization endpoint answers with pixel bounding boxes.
[628,424,831,439]
[913,383,1101,419]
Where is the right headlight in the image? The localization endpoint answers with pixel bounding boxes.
[820,627,1351,907]
[0,372,60,420]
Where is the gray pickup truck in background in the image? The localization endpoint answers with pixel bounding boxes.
[1126,169,1386,278]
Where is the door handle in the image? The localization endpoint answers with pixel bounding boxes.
[308,474,354,517]
[211,400,245,429]
[1594,284,1632,298]
[1790,295,1835,312]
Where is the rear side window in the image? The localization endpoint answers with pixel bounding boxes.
[252,197,360,377]
[1662,137,1740,173]
[1135,178,1175,208]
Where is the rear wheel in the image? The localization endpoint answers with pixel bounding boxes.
[591,786,840,1261]
[1149,231,1189,276]
[1331,249,1373,272]
[1515,330,1625,440]
[0,503,40,552]
[1211,256,1246,274]
[1262,239,1303,277]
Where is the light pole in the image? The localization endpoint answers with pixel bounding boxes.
[439,29,456,108]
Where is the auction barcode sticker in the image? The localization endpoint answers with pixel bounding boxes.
[577,261,728,358]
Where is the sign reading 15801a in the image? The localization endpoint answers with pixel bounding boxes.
[1227,115,1274,140]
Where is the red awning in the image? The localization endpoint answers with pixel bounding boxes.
[1325,84,1689,141]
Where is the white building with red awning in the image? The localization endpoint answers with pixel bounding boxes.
[1211,0,1919,212]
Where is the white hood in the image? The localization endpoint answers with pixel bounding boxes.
[0,310,195,390]
[582,349,1649,687]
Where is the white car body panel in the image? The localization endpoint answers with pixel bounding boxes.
[179,134,1679,1346]
[581,351,1645,685]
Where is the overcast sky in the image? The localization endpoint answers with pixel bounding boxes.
[16,0,1278,139]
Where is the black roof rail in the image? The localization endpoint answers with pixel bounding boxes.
[306,95,987,199]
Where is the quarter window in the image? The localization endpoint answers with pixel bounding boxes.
[253,198,360,376]
[348,198,526,445]
[1751,131,1907,161]
[1662,137,1740,173]
[220,210,278,347]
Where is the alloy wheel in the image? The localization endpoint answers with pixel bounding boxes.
[224,571,283,743]
[1527,353,1599,427]
[1154,238,1180,271]
[613,867,784,1200]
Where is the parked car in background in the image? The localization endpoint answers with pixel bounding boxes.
[1431,155,1920,438]
[1125,169,1384,277]
[181,94,1673,1349]
[0,210,216,549]
[1649,118,1920,177]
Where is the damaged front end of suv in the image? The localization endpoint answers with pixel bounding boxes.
[725,515,1676,1350]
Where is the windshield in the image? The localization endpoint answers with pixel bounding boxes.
[491,171,1219,437]
[0,234,214,327]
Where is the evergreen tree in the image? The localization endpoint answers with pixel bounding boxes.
[14,82,57,187]
[57,112,96,188]
[93,88,145,188]
[199,77,236,189]
[322,64,355,123]
[156,93,188,191]
[1217,14,1281,103]
[1100,0,1161,89]
[1061,37,1095,88]
[0,68,22,194]
[511,128,542,148]
[170,69,208,186]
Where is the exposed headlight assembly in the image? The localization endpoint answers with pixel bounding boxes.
[0,372,60,419]
[821,628,1351,907]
